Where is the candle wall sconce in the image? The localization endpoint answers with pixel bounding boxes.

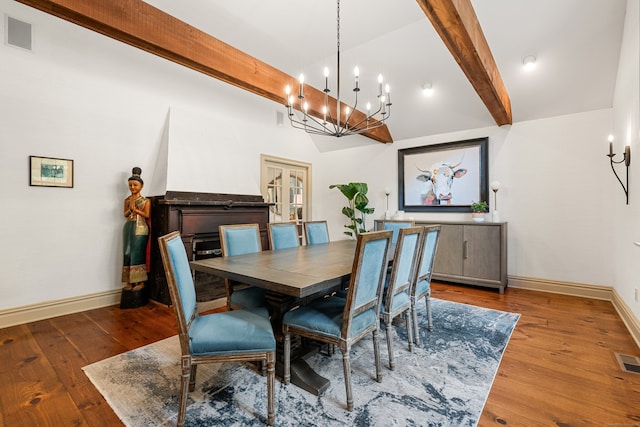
[607,135,631,204]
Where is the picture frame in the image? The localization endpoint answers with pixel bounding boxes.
[398,137,488,212]
[29,156,74,188]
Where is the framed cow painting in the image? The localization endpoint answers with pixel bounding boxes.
[398,137,488,212]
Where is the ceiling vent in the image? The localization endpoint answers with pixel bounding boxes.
[5,15,32,51]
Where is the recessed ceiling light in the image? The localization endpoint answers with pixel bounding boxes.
[422,83,434,97]
[523,55,537,71]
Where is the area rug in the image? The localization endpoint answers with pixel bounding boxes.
[83,299,519,426]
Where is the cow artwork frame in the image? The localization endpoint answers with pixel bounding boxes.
[398,137,488,212]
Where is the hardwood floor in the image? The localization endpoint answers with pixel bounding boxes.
[1,283,639,426]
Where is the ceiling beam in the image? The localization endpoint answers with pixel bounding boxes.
[416,0,512,126]
[16,0,393,143]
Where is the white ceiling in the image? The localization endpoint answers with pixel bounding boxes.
[144,0,628,142]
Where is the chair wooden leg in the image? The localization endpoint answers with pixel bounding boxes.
[406,310,414,352]
[411,297,421,346]
[283,330,291,385]
[385,319,395,371]
[188,364,197,392]
[341,346,354,411]
[372,329,382,383]
[425,295,433,331]
[177,356,192,427]
[266,351,275,426]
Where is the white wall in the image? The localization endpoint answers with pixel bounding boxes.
[612,0,640,320]
[0,0,325,309]
[315,110,617,288]
[0,0,637,326]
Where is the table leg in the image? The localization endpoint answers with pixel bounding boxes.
[265,292,331,395]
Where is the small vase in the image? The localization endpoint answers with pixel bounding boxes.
[471,212,485,222]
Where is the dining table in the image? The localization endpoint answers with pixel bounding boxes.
[190,239,359,395]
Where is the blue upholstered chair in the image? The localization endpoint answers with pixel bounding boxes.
[158,231,276,426]
[268,222,300,250]
[380,226,424,369]
[282,230,393,411]
[411,225,441,344]
[219,224,267,311]
[303,220,330,245]
[381,220,416,245]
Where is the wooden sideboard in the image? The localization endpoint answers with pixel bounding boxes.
[148,191,271,305]
[375,220,508,293]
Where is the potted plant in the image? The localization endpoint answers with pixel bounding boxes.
[470,200,488,222]
[329,182,375,238]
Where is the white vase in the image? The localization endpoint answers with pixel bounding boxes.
[471,212,485,222]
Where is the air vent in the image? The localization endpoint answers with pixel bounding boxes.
[6,16,32,51]
[615,353,640,374]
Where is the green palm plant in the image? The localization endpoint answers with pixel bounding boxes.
[329,182,375,237]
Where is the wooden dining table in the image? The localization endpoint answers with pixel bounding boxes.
[190,239,358,395]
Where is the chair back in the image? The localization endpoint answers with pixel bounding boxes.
[303,220,330,245]
[384,226,423,310]
[413,225,441,294]
[158,231,197,353]
[382,220,416,245]
[219,223,262,256]
[341,230,392,337]
[268,222,300,250]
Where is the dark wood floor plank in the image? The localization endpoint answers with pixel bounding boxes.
[28,313,126,426]
[83,302,176,350]
[0,324,86,426]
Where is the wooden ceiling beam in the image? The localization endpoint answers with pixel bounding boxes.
[416,0,512,126]
[16,0,392,143]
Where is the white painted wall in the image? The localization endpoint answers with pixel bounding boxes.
[612,0,640,320]
[0,0,637,325]
[315,110,616,288]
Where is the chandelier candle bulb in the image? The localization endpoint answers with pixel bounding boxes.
[324,67,329,91]
[299,74,304,98]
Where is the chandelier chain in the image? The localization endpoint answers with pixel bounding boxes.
[336,0,340,52]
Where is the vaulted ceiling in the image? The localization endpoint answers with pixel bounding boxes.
[17,0,627,144]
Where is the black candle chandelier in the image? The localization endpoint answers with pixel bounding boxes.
[607,134,631,204]
[284,0,392,138]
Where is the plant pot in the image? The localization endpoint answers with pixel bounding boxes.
[471,212,486,222]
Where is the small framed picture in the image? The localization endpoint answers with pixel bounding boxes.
[29,156,74,188]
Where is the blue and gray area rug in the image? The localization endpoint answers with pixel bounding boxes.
[83,299,519,426]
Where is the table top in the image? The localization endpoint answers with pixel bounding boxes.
[190,239,357,298]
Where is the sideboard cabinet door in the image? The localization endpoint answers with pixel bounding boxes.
[433,224,464,276]
[463,225,502,282]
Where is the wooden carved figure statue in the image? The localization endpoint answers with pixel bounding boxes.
[121,167,151,305]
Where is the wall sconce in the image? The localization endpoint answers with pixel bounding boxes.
[490,180,501,222]
[607,135,631,204]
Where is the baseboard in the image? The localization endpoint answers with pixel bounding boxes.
[509,275,640,349]
[508,275,614,300]
[611,289,640,350]
[0,289,121,329]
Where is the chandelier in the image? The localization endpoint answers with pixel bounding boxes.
[284,0,392,138]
